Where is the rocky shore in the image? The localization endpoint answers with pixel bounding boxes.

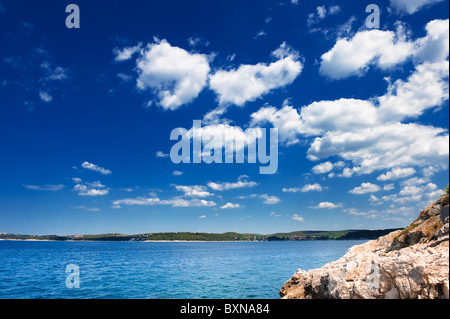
[280,195,449,299]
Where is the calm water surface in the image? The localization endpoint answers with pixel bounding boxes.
[0,240,366,299]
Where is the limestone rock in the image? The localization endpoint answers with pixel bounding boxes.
[280,195,450,299]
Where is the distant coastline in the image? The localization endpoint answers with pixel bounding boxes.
[0,229,401,242]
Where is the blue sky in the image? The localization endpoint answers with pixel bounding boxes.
[0,0,448,235]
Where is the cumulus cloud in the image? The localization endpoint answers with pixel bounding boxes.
[81,161,112,175]
[311,202,343,209]
[209,42,303,106]
[377,60,449,122]
[282,183,323,193]
[349,183,382,195]
[319,19,449,80]
[73,179,109,196]
[260,194,281,205]
[250,102,302,144]
[186,123,262,159]
[298,99,379,135]
[220,202,241,209]
[292,214,305,222]
[207,177,258,191]
[307,123,449,175]
[377,167,416,181]
[175,185,214,198]
[135,39,211,110]
[312,161,334,174]
[389,0,444,15]
[251,98,448,177]
[319,26,413,79]
[380,182,443,207]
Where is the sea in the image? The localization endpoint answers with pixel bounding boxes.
[0,240,367,299]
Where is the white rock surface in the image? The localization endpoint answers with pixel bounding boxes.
[280,195,449,299]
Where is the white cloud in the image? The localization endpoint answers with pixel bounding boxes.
[423,165,443,177]
[251,98,448,178]
[414,19,449,63]
[169,198,215,207]
[155,151,169,158]
[112,196,216,208]
[270,212,281,217]
[312,202,342,209]
[23,184,65,191]
[187,36,209,48]
[136,39,211,110]
[377,167,416,181]
[349,183,382,195]
[378,61,449,122]
[312,161,334,174]
[308,123,449,175]
[113,43,143,62]
[209,42,302,106]
[73,181,109,196]
[72,177,82,184]
[282,183,323,193]
[320,27,413,79]
[401,177,428,186]
[308,5,341,26]
[292,214,305,222]
[250,99,379,141]
[389,0,444,15]
[399,183,437,196]
[301,183,323,192]
[172,170,183,176]
[207,178,257,191]
[81,161,112,175]
[117,73,133,82]
[220,202,241,209]
[198,215,207,219]
[39,91,53,103]
[320,19,449,80]
[379,182,443,207]
[298,99,379,135]
[175,185,213,198]
[40,62,69,81]
[254,30,267,39]
[250,104,302,144]
[260,194,281,205]
[76,206,101,212]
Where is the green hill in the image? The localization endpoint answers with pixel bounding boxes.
[0,229,400,242]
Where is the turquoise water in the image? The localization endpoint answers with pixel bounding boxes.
[0,240,366,299]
